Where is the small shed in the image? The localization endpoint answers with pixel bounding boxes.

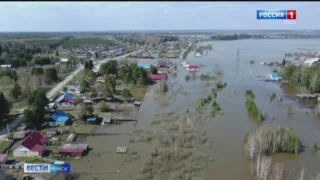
[46,130,58,137]
[67,133,76,143]
[117,147,128,154]
[133,101,141,106]
[101,118,112,126]
[13,131,26,141]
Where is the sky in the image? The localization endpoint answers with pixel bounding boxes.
[0,1,319,31]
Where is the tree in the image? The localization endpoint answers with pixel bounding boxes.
[0,92,10,122]
[10,83,22,100]
[121,88,132,101]
[44,67,58,85]
[149,65,158,74]
[104,75,116,95]
[89,88,98,98]
[259,156,271,180]
[282,58,286,67]
[95,52,99,58]
[0,45,2,57]
[313,142,318,154]
[22,109,35,127]
[99,102,109,112]
[99,60,118,75]
[55,51,59,56]
[245,134,259,175]
[80,80,90,90]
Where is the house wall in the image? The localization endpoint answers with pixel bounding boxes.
[13,151,40,157]
[47,121,67,127]
[57,102,74,107]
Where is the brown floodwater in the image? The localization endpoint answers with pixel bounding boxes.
[71,39,320,180]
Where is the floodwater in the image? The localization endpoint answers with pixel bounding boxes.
[71,39,320,180]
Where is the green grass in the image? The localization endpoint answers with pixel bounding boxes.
[63,38,113,45]
[12,100,28,110]
[19,157,51,163]
[117,84,148,100]
[0,141,12,153]
[25,39,63,45]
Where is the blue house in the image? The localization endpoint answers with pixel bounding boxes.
[48,111,72,127]
[138,63,150,69]
[269,72,279,81]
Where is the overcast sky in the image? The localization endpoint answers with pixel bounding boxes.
[0,2,318,31]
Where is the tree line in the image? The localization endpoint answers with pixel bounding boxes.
[160,36,179,43]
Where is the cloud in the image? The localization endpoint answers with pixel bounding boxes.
[0,2,318,31]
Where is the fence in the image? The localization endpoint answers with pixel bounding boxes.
[0,164,23,169]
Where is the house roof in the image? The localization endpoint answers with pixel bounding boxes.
[56,93,76,104]
[13,131,26,139]
[0,154,7,163]
[50,111,70,122]
[62,143,88,150]
[147,74,167,80]
[30,145,46,152]
[188,65,199,69]
[20,131,47,152]
[87,117,97,122]
[138,63,150,68]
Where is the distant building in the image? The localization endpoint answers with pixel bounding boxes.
[13,131,28,141]
[86,117,98,124]
[47,111,72,127]
[304,58,319,66]
[147,74,167,80]
[0,65,11,68]
[56,93,76,107]
[138,63,150,69]
[60,58,69,63]
[187,65,199,72]
[13,131,48,157]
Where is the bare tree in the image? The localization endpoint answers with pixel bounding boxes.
[272,163,285,180]
[245,134,259,175]
[316,172,320,180]
[260,156,271,180]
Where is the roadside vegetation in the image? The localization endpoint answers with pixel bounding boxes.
[244,90,264,123]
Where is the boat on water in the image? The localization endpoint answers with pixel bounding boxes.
[195,52,201,57]
[187,65,200,72]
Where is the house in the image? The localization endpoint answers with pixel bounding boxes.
[60,58,69,63]
[138,63,150,69]
[48,111,72,127]
[13,131,27,141]
[0,154,8,164]
[269,72,279,81]
[56,93,76,107]
[59,143,88,157]
[187,65,200,72]
[157,67,169,74]
[13,131,48,157]
[304,58,319,66]
[147,74,167,81]
[66,133,76,143]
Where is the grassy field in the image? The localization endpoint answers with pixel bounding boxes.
[0,141,12,153]
[160,50,181,58]
[116,84,148,100]
[63,38,112,45]
[25,39,63,45]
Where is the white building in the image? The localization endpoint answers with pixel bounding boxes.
[304,58,319,67]
[61,58,69,63]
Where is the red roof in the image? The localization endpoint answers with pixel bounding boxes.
[30,145,46,152]
[59,148,84,154]
[188,65,199,69]
[147,74,167,80]
[57,98,74,104]
[21,131,47,152]
[158,67,168,71]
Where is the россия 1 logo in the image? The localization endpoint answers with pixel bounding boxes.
[24,163,70,173]
[257,10,296,20]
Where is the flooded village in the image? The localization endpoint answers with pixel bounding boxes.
[1,32,320,180]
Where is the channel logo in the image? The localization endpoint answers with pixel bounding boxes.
[24,163,70,173]
[257,10,296,20]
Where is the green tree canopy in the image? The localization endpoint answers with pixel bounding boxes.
[99,60,118,75]
[44,67,58,85]
[0,92,10,122]
[149,65,158,74]
[121,88,132,100]
[10,83,22,100]
[80,80,90,90]
[104,75,116,95]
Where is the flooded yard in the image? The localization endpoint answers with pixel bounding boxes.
[70,39,320,180]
